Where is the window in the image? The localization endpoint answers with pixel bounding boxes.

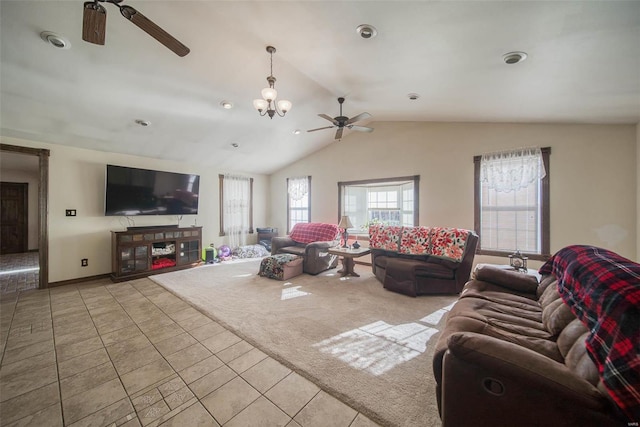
[474,147,550,259]
[219,174,253,247]
[338,176,419,236]
[287,176,311,233]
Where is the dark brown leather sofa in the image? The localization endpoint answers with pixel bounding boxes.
[433,250,637,427]
[369,225,478,296]
[271,222,340,275]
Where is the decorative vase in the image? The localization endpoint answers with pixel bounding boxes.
[352,240,361,249]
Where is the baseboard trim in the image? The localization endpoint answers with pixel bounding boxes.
[48,273,111,288]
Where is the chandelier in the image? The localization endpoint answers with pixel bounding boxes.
[253,46,292,119]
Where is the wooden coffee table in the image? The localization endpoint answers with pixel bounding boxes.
[328,247,371,277]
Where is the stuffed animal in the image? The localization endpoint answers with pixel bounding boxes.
[218,245,232,261]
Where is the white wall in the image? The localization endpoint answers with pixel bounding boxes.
[0,164,39,250]
[1,136,269,283]
[3,121,636,282]
[269,122,638,267]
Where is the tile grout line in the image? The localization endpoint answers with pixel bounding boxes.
[56,283,134,427]
[126,281,231,425]
[98,280,233,426]
[127,280,304,426]
[0,293,19,367]
[91,282,149,426]
[48,285,67,427]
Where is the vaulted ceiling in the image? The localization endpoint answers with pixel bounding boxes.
[1,1,639,174]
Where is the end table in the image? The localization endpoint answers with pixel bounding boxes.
[328,247,371,277]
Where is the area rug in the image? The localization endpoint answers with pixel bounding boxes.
[151,260,456,427]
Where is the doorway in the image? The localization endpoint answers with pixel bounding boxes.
[0,143,49,289]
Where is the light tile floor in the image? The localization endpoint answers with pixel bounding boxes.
[0,277,381,426]
[0,252,39,294]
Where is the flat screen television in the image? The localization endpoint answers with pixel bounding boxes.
[105,165,200,216]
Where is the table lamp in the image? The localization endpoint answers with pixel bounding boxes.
[338,215,354,248]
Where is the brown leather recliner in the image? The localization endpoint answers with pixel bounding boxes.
[432,264,629,426]
[271,223,340,275]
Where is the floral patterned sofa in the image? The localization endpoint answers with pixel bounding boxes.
[369,224,478,296]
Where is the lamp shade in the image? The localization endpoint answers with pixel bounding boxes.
[338,215,353,229]
[261,87,277,102]
[277,99,292,113]
[253,99,268,111]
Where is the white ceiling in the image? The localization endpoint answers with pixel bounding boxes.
[1,1,639,175]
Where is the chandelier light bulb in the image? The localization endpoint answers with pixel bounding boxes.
[253,99,268,111]
[277,99,292,113]
[261,87,277,102]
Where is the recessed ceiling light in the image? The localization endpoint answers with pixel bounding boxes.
[356,24,378,39]
[40,31,70,49]
[502,51,528,65]
[231,143,239,148]
[407,93,420,100]
[220,101,233,109]
[293,129,301,135]
[135,119,150,127]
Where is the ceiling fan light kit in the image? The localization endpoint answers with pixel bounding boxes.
[253,46,292,119]
[81,0,190,57]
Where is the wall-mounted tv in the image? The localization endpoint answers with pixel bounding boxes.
[105,165,200,216]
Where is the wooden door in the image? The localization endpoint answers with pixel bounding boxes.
[1,182,28,254]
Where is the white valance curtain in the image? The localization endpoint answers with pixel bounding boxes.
[480,147,546,193]
[288,176,309,201]
[223,174,251,249]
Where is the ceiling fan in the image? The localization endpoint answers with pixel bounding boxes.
[82,0,190,57]
[307,97,374,140]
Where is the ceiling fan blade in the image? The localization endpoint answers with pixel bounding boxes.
[346,112,371,125]
[318,114,339,126]
[349,125,374,133]
[335,127,344,140]
[119,5,190,57]
[307,126,335,133]
[82,2,107,45]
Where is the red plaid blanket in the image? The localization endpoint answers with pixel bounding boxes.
[539,245,640,421]
[289,222,339,244]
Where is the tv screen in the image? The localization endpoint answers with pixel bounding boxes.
[105,165,200,216]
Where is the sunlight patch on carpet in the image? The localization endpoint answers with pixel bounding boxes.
[418,300,456,325]
[232,273,253,278]
[312,304,454,375]
[281,285,311,300]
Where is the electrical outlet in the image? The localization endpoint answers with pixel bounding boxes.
[66,209,77,217]
[81,258,88,267]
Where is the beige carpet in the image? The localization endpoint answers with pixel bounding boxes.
[150,259,455,427]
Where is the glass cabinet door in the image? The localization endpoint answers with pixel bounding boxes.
[179,240,200,264]
[120,244,148,273]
